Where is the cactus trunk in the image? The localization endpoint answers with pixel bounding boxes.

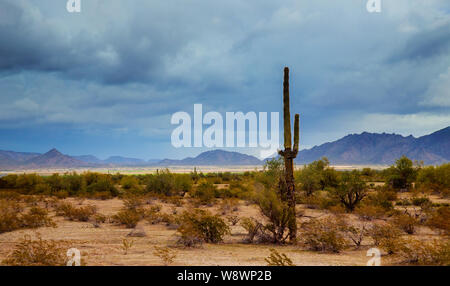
[279,67,299,242]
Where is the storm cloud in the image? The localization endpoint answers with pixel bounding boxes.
[0,0,449,159]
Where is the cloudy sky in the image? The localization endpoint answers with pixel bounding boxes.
[0,0,449,160]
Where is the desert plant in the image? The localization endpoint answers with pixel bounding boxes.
[384,156,417,191]
[426,206,450,235]
[177,209,230,246]
[122,193,144,210]
[331,170,367,212]
[121,238,134,255]
[2,234,67,266]
[397,239,450,265]
[277,66,300,242]
[392,213,418,234]
[112,209,141,228]
[300,217,347,253]
[240,217,264,243]
[20,207,56,228]
[367,223,403,254]
[153,246,177,266]
[219,198,239,214]
[265,248,295,266]
[344,223,367,249]
[226,215,240,226]
[355,205,386,220]
[256,187,291,244]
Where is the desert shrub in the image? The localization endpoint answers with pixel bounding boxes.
[392,214,418,234]
[412,197,431,207]
[86,175,118,197]
[54,190,69,199]
[367,223,402,254]
[0,190,21,200]
[296,157,339,197]
[226,215,240,226]
[190,181,217,205]
[146,170,191,196]
[265,248,295,266]
[331,170,367,212]
[120,176,142,192]
[0,201,54,233]
[255,187,291,244]
[112,209,142,228]
[2,234,68,266]
[384,156,417,191]
[89,191,113,200]
[0,200,22,233]
[300,217,347,253]
[364,189,396,211]
[426,206,450,235]
[153,246,177,266]
[55,202,97,222]
[416,164,450,195]
[177,209,230,246]
[20,207,55,228]
[397,239,450,265]
[344,223,367,249]
[122,194,144,210]
[240,217,265,243]
[355,205,387,220]
[396,199,412,206]
[92,213,107,227]
[219,198,239,214]
[165,196,184,207]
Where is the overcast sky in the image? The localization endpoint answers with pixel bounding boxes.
[0,0,449,159]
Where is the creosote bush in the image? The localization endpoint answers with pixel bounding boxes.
[426,206,450,235]
[397,239,450,265]
[2,234,68,266]
[112,209,142,228]
[392,214,418,234]
[367,223,403,254]
[177,209,230,247]
[300,216,347,253]
[55,202,97,222]
[0,200,55,233]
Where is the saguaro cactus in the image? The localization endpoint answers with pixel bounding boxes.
[279,67,299,242]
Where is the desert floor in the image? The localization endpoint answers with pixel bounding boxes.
[1,193,446,266]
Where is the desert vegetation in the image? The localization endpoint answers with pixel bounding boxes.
[0,155,449,265]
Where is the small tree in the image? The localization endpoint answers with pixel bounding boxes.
[332,170,367,212]
[385,156,417,191]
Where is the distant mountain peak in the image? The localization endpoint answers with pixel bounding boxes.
[45,148,62,155]
[297,126,449,165]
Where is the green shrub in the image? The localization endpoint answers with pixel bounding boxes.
[112,209,141,228]
[177,209,230,246]
[190,181,217,205]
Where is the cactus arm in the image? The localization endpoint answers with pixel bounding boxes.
[283,67,292,150]
[293,114,299,155]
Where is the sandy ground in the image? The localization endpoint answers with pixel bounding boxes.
[1,196,435,266]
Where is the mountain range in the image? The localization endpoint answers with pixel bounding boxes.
[0,126,448,169]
